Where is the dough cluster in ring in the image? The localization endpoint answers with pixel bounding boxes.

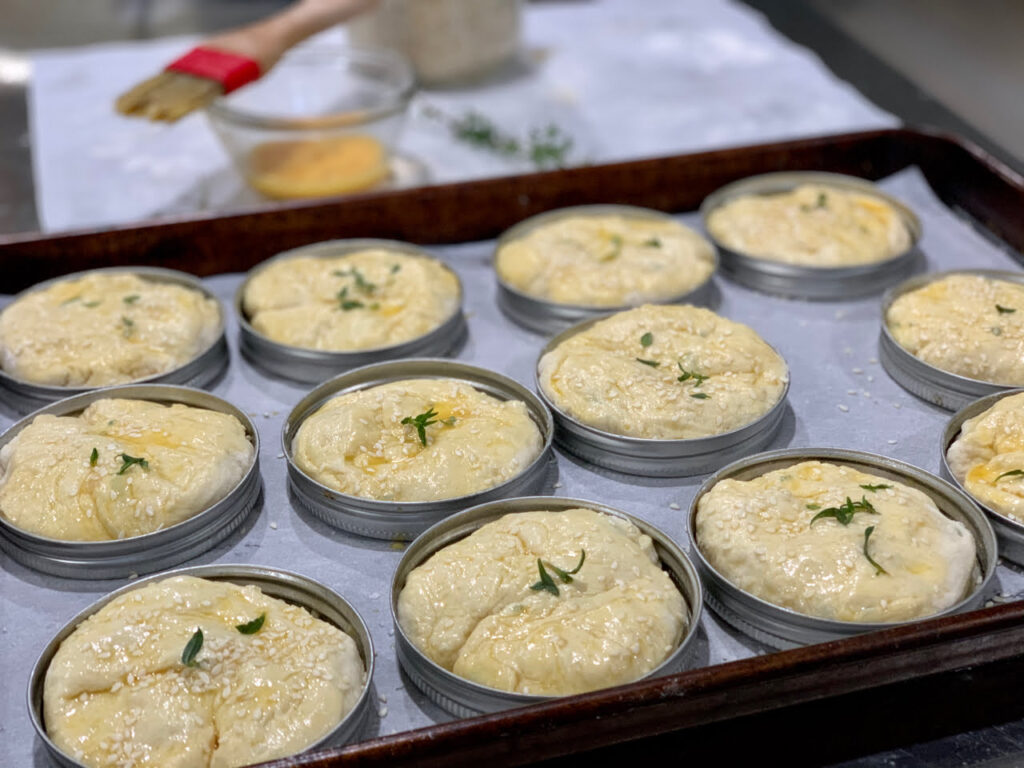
[292,378,543,501]
[398,508,687,695]
[0,398,253,541]
[495,213,715,306]
[947,392,1024,522]
[0,273,221,387]
[243,249,459,351]
[887,274,1024,385]
[696,461,976,623]
[538,304,788,440]
[706,183,911,266]
[44,575,365,768]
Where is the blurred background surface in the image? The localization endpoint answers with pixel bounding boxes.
[0,0,1021,237]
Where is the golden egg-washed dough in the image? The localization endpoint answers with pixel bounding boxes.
[242,249,460,351]
[696,461,977,623]
[0,273,221,387]
[495,213,715,306]
[0,399,253,541]
[292,378,543,502]
[44,575,365,768]
[537,304,788,440]
[887,274,1024,385]
[947,391,1024,522]
[706,183,911,266]
[398,508,687,695]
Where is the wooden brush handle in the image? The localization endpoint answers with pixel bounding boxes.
[203,0,380,73]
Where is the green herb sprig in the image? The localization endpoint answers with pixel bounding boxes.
[997,469,1024,482]
[863,526,888,575]
[860,483,892,492]
[121,316,135,337]
[236,613,266,635]
[117,453,149,475]
[336,287,365,311]
[401,408,440,447]
[600,234,624,262]
[181,628,203,667]
[530,559,559,596]
[677,363,709,387]
[423,105,575,170]
[530,551,586,597]
[810,496,877,526]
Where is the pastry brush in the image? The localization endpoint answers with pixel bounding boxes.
[116,0,377,122]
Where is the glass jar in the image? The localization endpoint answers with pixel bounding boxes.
[348,0,522,86]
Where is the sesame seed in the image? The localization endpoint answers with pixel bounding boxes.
[668,502,681,510]
[838,404,849,412]
[269,522,278,530]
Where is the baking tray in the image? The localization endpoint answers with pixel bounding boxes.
[3,128,1024,768]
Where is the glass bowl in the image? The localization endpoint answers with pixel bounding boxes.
[206,45,415,200]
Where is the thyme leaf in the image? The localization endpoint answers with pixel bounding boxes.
[401,407,439,446]
[806,503,821,510]
[640,332,654,348]
[644,237,662,248]
[236,613,266,634]
[996,305,1017,314]
[89,448,98,467]
[863,526,888,575]
[601,234,623,262]
[997,469,1024,482]
[810,496,877,526]
[334,268,376,295]
[117,453,149,475]
[121,315,134,337]
[84,300,102,308]
[181,628,203,667]
[690,392,710,400]
[636,358,659,367]
[123,294,140,305]
[530,559,559,596]
[677,363,709,387]
[548,550,586,583]
[860,483,892,492]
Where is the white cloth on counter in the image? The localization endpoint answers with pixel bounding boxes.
[28,0,894,232]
